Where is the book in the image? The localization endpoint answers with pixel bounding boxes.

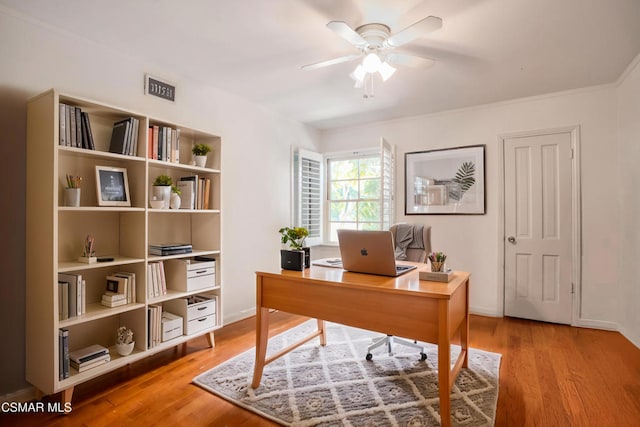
[203,178,211,210]
[71,353,110,372]
[101,298,128,308]
[130,117,139,156]
[69,105,77,148]
[69,344,108,364]
[64,104,72,147]
[58,281,69,320]
[74,107,82,148]
[114,272,136,303]
[178,175,198,209]
[102,293,126,302]
[59,103,67,146]
[81,112,95,150]
[59,328,70,379]
[59,272,82,317]
[149,243,192,256]
[109,119,130,154]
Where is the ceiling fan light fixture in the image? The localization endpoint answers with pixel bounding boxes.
[378,61,396,81]
[350,64,366,82]
[362,52,382,73]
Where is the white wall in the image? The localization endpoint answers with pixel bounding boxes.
[320,86,622,326]
[616,57,640,347]
[0,9,319,395]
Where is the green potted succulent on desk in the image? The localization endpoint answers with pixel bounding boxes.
[279,226,310,270]
[151,174,172,209]
[192,143,211,168]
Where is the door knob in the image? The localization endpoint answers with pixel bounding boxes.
[507,236,516,244]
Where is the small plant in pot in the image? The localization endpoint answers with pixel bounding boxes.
[192,143,211,168]
[170,184,182,209]
[279,226,310,270]
[116,326,134,356]
[151,174,172,209]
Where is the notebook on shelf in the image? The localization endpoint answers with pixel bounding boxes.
[336,229,417,277]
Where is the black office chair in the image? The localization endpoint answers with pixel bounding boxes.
[365,223,432,361]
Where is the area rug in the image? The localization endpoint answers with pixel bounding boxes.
[193,320,501,426]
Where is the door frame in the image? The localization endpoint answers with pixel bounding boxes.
[497,125,582,325]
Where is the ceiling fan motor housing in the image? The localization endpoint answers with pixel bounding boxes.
[355,23,391,50]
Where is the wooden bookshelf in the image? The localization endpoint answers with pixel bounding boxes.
[25,89,222,404]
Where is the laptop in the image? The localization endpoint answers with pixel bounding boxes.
[336,229,417,277]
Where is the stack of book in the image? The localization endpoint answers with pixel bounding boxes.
[69,344,110,373]
[58,103,95,150]
[58,272,86,320]
[147,304,163,348]
[101,272,136,307]
[108,117,140,156]
[147,125,180,163]
[177,175,211,210]
[147,261,167,299]
[148,243,192,256]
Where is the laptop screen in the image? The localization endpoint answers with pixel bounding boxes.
[336,230,416,276]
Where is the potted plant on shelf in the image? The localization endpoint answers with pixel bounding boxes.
[115,326,134,356]
[170,184,182,209]
[151,174,172,209]
[279,226,310,270]
[192,143,211,168]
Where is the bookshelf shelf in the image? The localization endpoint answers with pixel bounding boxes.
[26,89,222,406]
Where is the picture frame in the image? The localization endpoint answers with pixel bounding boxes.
[405,145,485,215]
[95,165,131,207]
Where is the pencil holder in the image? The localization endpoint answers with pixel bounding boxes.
[64,188,81,207]
[431,261,444,272]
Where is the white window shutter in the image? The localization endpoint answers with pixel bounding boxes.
[380,138,395,230]
[292,148,323,246]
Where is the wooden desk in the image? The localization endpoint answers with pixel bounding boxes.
[251,264,470,427]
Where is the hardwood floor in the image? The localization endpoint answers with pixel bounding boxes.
[3,312,639,426]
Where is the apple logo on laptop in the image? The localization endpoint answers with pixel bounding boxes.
[360,248,368,256]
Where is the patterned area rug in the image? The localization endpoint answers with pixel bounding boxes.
[193,321,501,426]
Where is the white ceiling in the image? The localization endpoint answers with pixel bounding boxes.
[3,0,640,129]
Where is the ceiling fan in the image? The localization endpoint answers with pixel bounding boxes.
[302,16,442,96]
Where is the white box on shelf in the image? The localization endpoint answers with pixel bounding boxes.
[165,258,216,292]
[161,311,183,342]
[164,293,217,335]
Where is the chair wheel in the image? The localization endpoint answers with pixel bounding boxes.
[420,352,427,361]
[365,353,373,361]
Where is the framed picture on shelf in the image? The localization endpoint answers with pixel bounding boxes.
[95,165,131,207]
[405,145,485,215]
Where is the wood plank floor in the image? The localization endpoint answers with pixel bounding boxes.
[2,312,639,426]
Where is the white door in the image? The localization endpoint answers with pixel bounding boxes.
[503,130,574,324]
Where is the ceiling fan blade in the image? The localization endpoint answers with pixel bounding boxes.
[301,53,362,71]
[385,16,443,47]
[385,52,435,68]
[327,21,368,48]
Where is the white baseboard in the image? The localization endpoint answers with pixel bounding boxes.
[470,306,502,317]
[575,317,618,331]
[0,386,37,403]
[617,324,640,349]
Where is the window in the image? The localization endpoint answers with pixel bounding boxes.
[292,140,394,245]
[325,139,394,242]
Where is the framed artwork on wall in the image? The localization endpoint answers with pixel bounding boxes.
[405,145,485,215]
[95,165,131,207]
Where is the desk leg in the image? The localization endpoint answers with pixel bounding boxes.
[438,300,452,427]
[461,277,470,368]
[317,319,326,346]
[252,307,269,388]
